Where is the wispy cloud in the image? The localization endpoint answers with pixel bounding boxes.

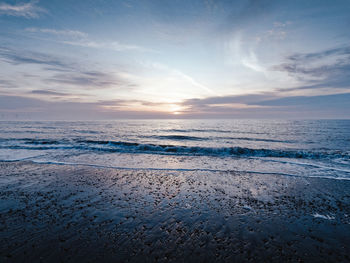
[139,61,216,96]
[0,47,70,68]
[61,40,154,52]
[2,89,349,119]
[25,27,153,52]
[179,91,350,118]
[0,1,46,18]
[0,79,18,89]
[250,93,350,110]
[0,95,174,120]
[0,46,138,90]
[241,51,267,74]
[182,93,276,114]
[30,90,71,96]
[45,71,135,89]
[25,28,87,38]
[273,45,350,90]
[286,46,350,62]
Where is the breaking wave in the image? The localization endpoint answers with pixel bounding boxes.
[1,138,349,160]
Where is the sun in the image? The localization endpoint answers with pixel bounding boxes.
[168,104,183,115]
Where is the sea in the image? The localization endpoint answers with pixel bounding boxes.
[0,119,349,180]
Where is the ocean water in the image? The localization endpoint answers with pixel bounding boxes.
[0,119,350,179]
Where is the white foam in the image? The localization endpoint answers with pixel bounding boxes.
[3,159,350,181]
[258,158,350,174]
[313,213,335,220]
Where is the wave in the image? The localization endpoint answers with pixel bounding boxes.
[144,135,292,143]
[1,139,349,160]
[165,128,267,135]
[25,139,62,145]
[223,137,294,143]
[0,138,64,145]
[0,130,44,134]
[166,128,232,133]
[146,135,205,141]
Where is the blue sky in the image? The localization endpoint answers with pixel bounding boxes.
[0,0,349,119]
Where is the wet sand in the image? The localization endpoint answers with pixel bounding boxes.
[1,161,350,262]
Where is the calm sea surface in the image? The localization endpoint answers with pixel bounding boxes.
[0,119,349,179]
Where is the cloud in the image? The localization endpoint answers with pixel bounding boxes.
[262,28,286,41]
[250,93,350,109]
[96,99,170,107]
[1,90,349,119]
[138,61,216,97]
[254,21,291,43]
[274,46,350,76]
[0,95,174,120]
[0,79,17,89]
[61,40,154,52]
[286,46,350,62]
[180,91,350,118]
[0,46,138,90]
[0,95,44,110]
[25,28,88,38]
[45,71,135,89]
[241,51,267,73]
[183,93,276,107]
[0,47,70,69]
[30,90,71,96]
[0,1,46,18]
[181,93,277,115]
[24,27,153,52]
[273,45,350,90]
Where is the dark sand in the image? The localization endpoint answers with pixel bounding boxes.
[1,161,350,262]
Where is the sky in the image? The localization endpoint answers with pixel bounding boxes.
[0,0,350,119]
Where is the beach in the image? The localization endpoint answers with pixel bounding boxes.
[1,161,350,262]
[1,0,350,260]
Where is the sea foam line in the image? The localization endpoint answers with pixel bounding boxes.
[2,140,349,160]
[256,158,350,173]
[2,159,350,181]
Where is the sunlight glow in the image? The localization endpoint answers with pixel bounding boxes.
[168,104,183,115]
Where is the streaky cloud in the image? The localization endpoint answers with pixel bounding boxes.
[0,46,138,90]
[25,27,88,38]
[180,92,350,118]
[24,27,154,53]
[30,90,71,96]
[0,79,17,89]
[0,95,174,120]
[0,47,70,68]
[0,0,46,18]
[45,71,133,89]
[273,45,350,90]
[183,93,277,107]
[61,40,154,53]
[273,46,350,76]
[250,93,350,107]
[286,46,350,62]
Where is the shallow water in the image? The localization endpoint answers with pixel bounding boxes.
[0,119,349,179]
[1,162,350,262]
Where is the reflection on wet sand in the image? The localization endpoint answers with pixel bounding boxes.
[1,161,350,262]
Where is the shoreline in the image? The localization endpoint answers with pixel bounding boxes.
[2,159,350,181]
[1,161,350,262]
